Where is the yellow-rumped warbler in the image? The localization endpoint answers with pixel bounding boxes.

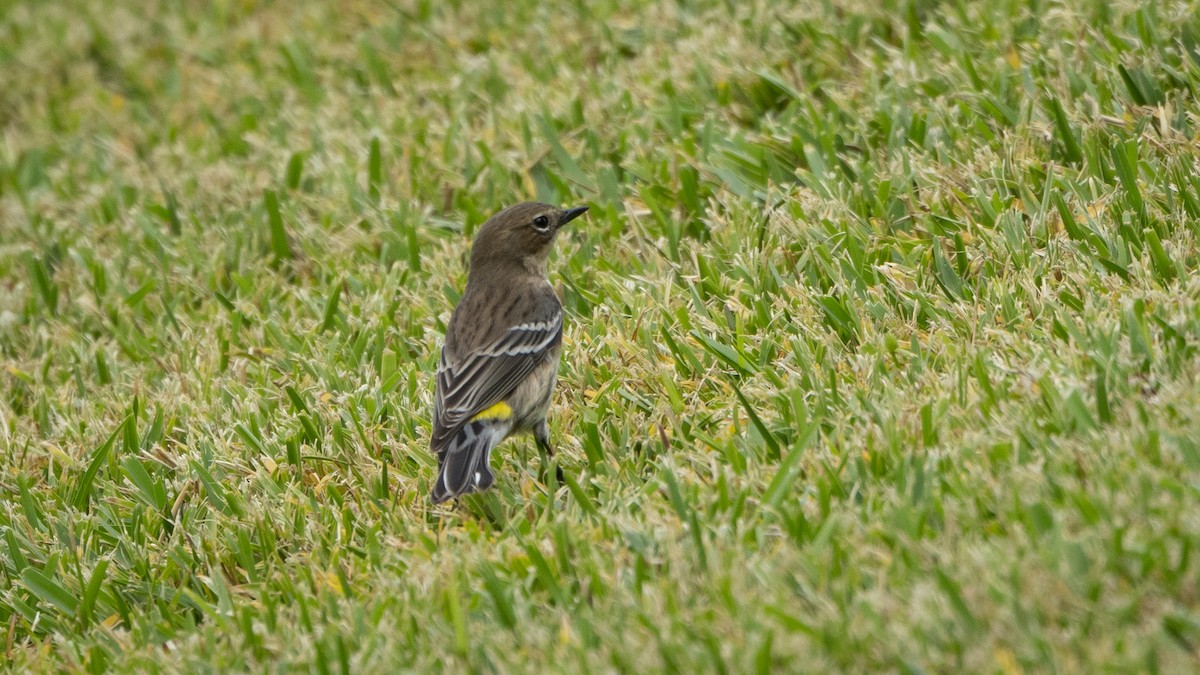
[430,201,588,503]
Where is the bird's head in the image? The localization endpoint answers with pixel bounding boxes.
[469,202,588,276]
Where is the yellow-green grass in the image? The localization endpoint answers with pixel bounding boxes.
[3,0,1200,671]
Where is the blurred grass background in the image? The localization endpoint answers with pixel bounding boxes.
[2,0,1200,670]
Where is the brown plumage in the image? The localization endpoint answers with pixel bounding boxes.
[430,202,588,503]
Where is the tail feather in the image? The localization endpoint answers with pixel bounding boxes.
[431,419,507,503]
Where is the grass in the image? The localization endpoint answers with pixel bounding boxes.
[2,0,1200,671]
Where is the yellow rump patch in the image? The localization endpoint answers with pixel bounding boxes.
[471,401,513,422]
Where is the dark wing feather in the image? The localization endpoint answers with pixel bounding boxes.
[431,312,562,454]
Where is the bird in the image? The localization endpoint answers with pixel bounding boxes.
[430,201,588,503]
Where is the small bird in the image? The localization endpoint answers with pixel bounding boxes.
[430,201,588,503]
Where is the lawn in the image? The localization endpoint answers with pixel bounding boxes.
[2,0,1200,671]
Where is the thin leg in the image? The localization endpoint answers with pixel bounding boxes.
[535,421,565,485]
[534,421,553,456]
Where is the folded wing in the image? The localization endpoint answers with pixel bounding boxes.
[431,312,563,455]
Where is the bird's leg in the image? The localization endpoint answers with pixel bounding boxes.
[534,422,565,486]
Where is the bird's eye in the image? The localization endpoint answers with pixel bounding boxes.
[532,215,551,231]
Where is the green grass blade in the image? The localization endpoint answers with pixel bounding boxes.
[72,419,123,510]
[263,189,293,261]
[21,567,79,616]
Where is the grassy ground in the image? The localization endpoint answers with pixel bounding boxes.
[2,0,1200,671]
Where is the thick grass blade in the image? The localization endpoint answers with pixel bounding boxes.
[285,151,307,191]
[1110,139,1144,217]
[1044,94,1082,164]
[121,458,168,511]
[733,387,782,459]
[78,559,109,629]
[25,253,58,315]
[21,567,78,616]
[691,330,753,376]
[263,189,293,261]
[72,419,123,510]
[762,423,817,509]
[931,239,967,301]
[1143,228,1177,284]
[368,137,382,203]
[319,279,343,333]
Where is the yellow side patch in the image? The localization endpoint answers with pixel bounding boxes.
[471,401,513,422]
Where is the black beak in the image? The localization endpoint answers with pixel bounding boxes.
[559,206,589,226]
